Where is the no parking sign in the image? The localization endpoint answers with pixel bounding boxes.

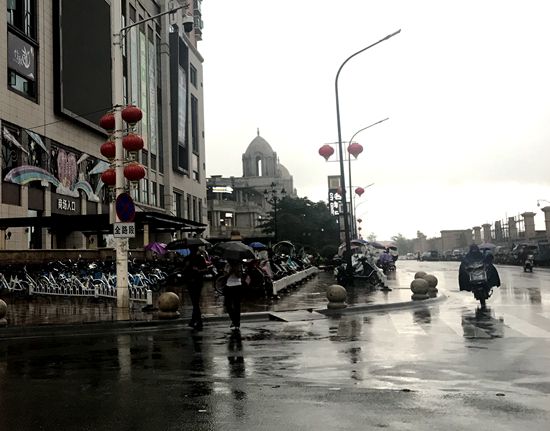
[116,192,135,222]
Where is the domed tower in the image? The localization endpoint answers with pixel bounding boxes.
[242,130,278,177]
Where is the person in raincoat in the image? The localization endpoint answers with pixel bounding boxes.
[458,244,500,291]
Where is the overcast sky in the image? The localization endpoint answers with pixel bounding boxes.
[199,0,550,241]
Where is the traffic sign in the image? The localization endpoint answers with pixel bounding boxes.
[116,192,135,222]
[113,222,136,238]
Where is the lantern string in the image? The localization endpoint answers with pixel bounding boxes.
[25,105,116,131]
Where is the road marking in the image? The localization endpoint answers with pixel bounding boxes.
[437,314,465,336]
[388,313,427,335]
[498,313,550,338]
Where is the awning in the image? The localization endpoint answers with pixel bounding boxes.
[0,211,207,234]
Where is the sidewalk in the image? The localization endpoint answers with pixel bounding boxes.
[0,268,445,337]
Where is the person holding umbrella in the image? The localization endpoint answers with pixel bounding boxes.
[182,243,209,330]
[223,258,250,331]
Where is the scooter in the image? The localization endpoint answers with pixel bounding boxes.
[464,260,492,309]
[523,254,534,272]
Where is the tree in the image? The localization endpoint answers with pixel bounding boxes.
[259,196,340,252]
[391,233,415,254]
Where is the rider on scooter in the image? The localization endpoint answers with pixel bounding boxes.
[459,244,500,292]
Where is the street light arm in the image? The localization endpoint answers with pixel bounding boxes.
[348,118,390,145]
[335,30,402,83]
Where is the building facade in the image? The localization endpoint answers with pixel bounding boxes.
[207,131,296,241]
[0,0,207,250]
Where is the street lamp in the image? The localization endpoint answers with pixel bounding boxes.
[346,119,388,234]
[352,182,374,237]
[537,199,550,207]
[334,29,401,283]
[109,1,184,308]
[264,182,286,243]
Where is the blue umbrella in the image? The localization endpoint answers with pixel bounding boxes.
[175,248,191,257]
[249,241,267,250]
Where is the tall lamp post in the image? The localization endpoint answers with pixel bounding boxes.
[334,29,401,282]
[352,182,374,237]
[109,1,183,308]
[264,182,286,243]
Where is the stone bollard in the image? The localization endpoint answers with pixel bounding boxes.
[414,271,427,279]
[422,274,439,298]
[158,292,181,319]
[410,278,429,300]
[326,284,347,309]
[0,299,7,327]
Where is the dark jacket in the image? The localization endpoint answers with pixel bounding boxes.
[458,251,500,291]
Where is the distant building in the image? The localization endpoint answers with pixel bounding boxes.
[207,131,296,241]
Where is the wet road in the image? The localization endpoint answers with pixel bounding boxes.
[1,261,550,430]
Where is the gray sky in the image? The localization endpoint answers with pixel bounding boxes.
[200,0,550,241]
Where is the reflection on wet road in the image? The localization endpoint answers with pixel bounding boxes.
[1,261,550,430]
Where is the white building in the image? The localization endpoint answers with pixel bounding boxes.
[207,131,296,241]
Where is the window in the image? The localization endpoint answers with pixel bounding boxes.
[174,191,182,217]
[190,64,197,87]
[7,0,38,100]
[151,181,157,206]
[141,179,149,204]
[7,0,36,39]
[186,195,191,220]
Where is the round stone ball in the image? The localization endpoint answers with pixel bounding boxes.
[410,278,429,294]
[326,284,347,303]
[422,274,438,288]
[0,299,6,319]
[411,293,429,301]
[414,271,427,279]
[158,292,180,312]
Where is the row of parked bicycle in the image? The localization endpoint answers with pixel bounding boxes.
[0,259,169,299]
[0,251,315,300]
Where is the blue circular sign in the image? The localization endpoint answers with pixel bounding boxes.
[116,192,136,222]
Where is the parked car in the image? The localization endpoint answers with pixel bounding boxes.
[420,250,439,261]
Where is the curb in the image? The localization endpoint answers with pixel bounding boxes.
[0,292,448,340]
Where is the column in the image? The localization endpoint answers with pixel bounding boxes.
[541,206,550,240]
[508,217,517,240]
[482,223,492,243]
[473,226,482,244]
[521,212,536,240]
[494,221,503,242]
[143,223,150,246]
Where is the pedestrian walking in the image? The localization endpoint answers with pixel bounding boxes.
[182,245,208,330]
[223,258,250,331]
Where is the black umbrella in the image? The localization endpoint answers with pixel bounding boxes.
[166,237,210,250]
[212,241,255,260]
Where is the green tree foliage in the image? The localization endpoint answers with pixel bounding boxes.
[260,196,340,252]
[391,233,415,254]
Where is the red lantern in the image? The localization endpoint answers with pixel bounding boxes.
[121,105,143,125]
[101,168,116,186]
[347,142,363,159]
[100,141,116,160]
[357,218,362,224]
[355,187,365,197]
[124,162,146,182]
[99,112,115,132]
[318,144,334,161]
[122,133,144,153]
